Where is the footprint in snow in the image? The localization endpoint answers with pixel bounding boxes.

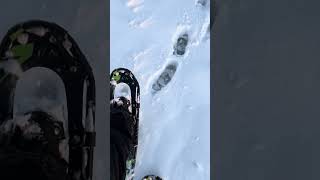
[151,31,190,94]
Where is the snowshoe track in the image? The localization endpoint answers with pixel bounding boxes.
[151,61,178,93]
[150,1,210,95]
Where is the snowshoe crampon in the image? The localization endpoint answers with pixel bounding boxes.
[0,20,95,180]
[110,68,140,180]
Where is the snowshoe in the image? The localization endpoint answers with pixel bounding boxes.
[142,175,163,180]
[0,20,95,180]
[110,68,140,180]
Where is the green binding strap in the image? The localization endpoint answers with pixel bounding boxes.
[112,71,121,82]
[11,43,34,64]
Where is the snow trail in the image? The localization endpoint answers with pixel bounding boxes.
[111,0,210,179]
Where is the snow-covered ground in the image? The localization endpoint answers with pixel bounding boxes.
[111,0,210,179]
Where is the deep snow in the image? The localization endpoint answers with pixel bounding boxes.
[111,0,210,179]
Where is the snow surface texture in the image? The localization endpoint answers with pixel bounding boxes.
[111,0,210,179]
